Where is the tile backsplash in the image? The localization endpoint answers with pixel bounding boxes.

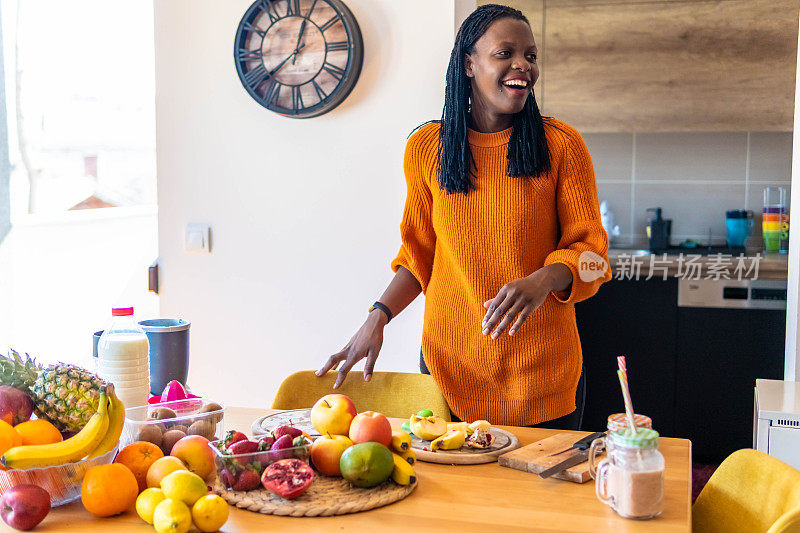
[586,131,793,249]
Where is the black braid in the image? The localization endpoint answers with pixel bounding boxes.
[435,4,553,195]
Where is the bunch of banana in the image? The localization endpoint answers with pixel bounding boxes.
[391,451,416,485]
[389,430,416,485]
[1,384,125,469]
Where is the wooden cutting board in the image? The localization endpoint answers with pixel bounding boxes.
[411,428,520,464]
[498,432,602,483]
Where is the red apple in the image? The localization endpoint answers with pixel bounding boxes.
[310,434,354,476]
[0,387,33,426]
[0,484,50,531]
[310,394,357,435]
[170,435,216,480]
[348,411,392,448]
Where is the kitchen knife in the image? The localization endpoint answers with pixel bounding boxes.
[538,432,607,479]
[538,449,591,479]
[545,431,607,457]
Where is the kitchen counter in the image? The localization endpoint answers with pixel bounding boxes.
[606,248,789,281]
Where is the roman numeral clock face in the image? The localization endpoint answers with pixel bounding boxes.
[234,0,363,118]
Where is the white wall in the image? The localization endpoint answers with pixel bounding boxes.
[154,0,457,406]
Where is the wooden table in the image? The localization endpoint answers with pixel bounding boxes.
[1,407,692,532]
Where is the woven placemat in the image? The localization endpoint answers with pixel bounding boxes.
[214,477,416,517]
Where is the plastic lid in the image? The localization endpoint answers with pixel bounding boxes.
[610,427,660,449]
[607,413,652,431]
[112,307,134,316]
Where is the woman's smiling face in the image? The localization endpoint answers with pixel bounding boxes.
[465,17,539,119]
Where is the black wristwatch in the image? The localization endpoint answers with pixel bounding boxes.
[368,301,393,323]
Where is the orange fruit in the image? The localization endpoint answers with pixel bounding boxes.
[0,420,22,455]
[115,441,164,492]
[14,419,63,445]
[146,456,188,489]
[81,463,139,517]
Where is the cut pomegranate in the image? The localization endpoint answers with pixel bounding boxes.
[261,458,315,499]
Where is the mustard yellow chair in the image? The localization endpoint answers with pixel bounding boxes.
[271,370,451,421]
[693,449,800,533]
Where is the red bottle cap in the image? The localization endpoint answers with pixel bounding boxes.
[111,307,134,316]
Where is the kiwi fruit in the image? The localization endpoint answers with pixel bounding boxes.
[197,403,224,424]
[137,424,163,447]
[170,424,189,434]
[162,429,186,454]
[148,407,177,420]
[187,420,216,440]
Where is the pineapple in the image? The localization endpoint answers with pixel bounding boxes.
[0,349,107,433]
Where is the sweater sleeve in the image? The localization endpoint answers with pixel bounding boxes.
[390,126,438,293]
[544,128,611,304]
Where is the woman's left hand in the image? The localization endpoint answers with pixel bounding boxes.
[482,263,572,339]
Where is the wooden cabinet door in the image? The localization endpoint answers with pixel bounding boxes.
[540,0,799,132]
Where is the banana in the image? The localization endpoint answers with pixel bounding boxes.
[391,452,416,485]
[431,429,466,451]
[447,421,472,436]
[468,420,491,433]
[391,430,411,452]
[2,391,109,469]
[409,415,447,441]
[399,448,416,466]
[88,385,125,459]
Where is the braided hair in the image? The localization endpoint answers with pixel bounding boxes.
[436,4,552,195]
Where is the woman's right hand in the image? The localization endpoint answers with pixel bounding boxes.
[316,311,388,389]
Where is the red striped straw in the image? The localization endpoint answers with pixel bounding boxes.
[617,356,627,373]
[617,369,638,432]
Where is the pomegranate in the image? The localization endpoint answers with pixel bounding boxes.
[261,459,314,499]
[466,429,496,449]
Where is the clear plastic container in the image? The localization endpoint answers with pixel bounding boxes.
[97,307,150,408]
[592,429,664,520]
[210,437,312,491]
[0,447,117,507]
[121,398,225,456]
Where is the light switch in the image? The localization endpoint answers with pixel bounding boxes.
[185,223,211,253]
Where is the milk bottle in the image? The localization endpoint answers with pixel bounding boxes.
[97,307,151,408]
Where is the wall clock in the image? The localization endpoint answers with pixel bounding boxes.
[234,0,364,118]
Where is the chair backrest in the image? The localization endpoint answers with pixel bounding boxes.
[271,370,451,421]
[693,449,800,533]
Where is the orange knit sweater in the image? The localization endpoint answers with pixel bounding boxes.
[391,119,611,426]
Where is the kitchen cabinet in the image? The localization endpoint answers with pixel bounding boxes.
[479,0,800,132]
[575,277,678,436]
[576,274,787,463]
[675,306,785,462]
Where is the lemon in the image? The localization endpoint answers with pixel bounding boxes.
[153,498,192,533]
[135,488,166,524]
[160,470,208,506]
[191,494,229,532]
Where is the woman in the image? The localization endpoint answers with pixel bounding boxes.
[317,4,610,429]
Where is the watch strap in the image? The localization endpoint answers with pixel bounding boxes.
[369,301,393,323]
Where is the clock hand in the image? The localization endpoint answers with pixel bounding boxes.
[292,19,307,65]
[267,42,306,77]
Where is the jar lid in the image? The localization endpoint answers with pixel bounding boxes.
[112,307,134,316]
[610,427,660,449]
[607,413,652,430]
